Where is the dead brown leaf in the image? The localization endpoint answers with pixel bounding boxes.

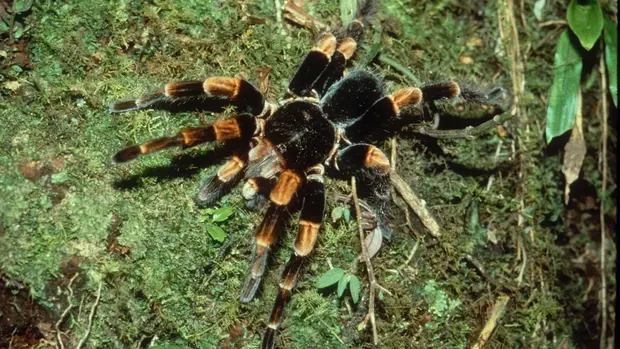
[364,227,382,259]
[18,160,43,181]
[255,66,271,95]
[562,89,585,204]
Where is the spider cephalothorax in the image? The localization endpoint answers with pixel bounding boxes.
[110,1,504,347]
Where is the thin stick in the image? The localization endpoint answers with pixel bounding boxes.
[282,0,329,31]
[55,272,79,349]
[470,295,510,349]
[465,254,517,293]
[598,47,608,349]
[390,171,441,237]
[8,328,17,349]
[415,113,512,140]
[537,20,567,28]
[352,176,393,345]
[390,137,397,171]
[352,176,378,344]
[498,0,527,233]
[516,237,527,287]
[399,238,420,270]
[76,280,103,349]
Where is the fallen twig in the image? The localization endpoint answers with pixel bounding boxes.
[351,176,393,346]
[390,171,441,237]
[282,0,329,31]
[537,20,567,28]
[8,328,17,349]
[598,47,609,349]
[465,254,517,294]
[470,295,510,349]
[56,272,79,349]
[390,137,397,171]
[516,236,527,287]
[398,238,421,271]
[76,280,103,349]
[415,113,512,140]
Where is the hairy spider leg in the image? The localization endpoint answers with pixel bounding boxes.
[113,113,257,162]
[344,86,422,142]
[312,0,377,96]
[194,152,248,207]
[343,80,506,143]
[334,144,393,237]
[240,170,304,301]
[420,81,506,104]
[109,77,267,116]
[331,0,379,43]
[240,203,288,303]
[262,166,325,349]
[239,139,292,302]
[287,32,337,97]
[312,18,364,97]
[335,144,391,198]
[310,38,352,97]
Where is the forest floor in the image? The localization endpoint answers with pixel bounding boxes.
[0,0,616,348]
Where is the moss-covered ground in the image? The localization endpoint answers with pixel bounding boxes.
[0,0,615,348]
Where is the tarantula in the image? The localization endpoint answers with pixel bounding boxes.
[110,1,504,347]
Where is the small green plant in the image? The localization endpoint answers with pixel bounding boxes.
[316,267,361,304]
[1,0,33,87]
[420,280,462,330]
[197,206,234,242]
[331,204,351,223]
[543,0,616,203]
[545,0,617,142]
[0,0,31,41]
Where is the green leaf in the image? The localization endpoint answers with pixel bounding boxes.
[349,275,361,304]
[331,206,343,221]
[51,172,70,184]
[212,206,233,222]
[545,30,583,142]
[206,224,226,242]
[12,21,23,39]
[604,15,618,107]
[343,207,350,221]
[316,268,345,288]
[337,274,350,297]
[567,0,603,51]
[12,0,32,13]
[533,0,545,21]
[0,20,8,33]
[340,0,357,25]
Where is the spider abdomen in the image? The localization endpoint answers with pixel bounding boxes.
[264,101,336,171]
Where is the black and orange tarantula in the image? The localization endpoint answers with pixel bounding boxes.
[110,1,504,347]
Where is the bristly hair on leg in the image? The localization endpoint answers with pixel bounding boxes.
[355,0,381,27]
[332,0,381,43]
[458,84,507,105]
